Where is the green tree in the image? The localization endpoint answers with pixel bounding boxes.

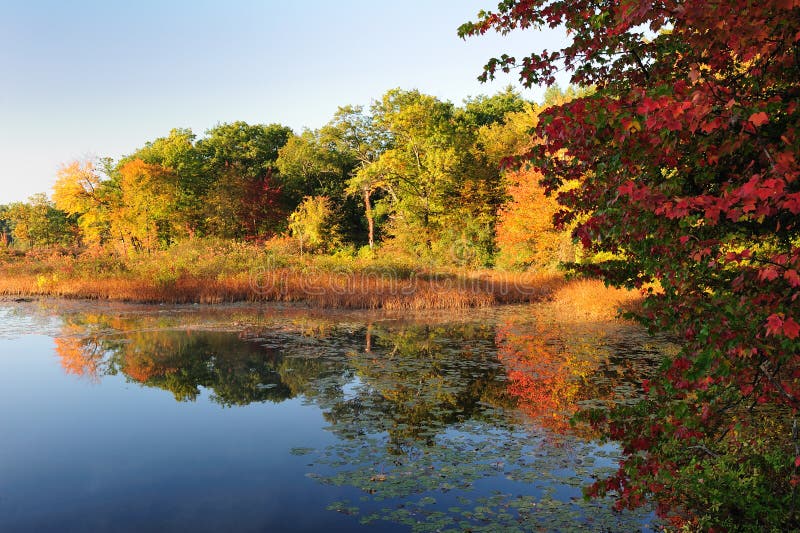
[322,105,392,250]
[0,205,13,247]
[198,121,291,238]
[459,85,527,128]
[275,128,363,241]
[368,89,465,259]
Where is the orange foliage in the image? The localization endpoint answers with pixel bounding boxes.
[121,353,176,383]
[115,159,180,252]
[495,168,572,270]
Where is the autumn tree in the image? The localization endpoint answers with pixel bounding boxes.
[124,128,205,237]
[485,94,577,270]
[3,194,77,248]
[115,159,180,252]
[287,195,342,254]
[451,89,532,266]
[52,160,110,248]
[495,167,573,270]
[198,122,291,239]
[462,0,800,528]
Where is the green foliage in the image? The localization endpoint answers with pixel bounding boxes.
[198,122,292,239]
[276,128,364,242]
[124,128,206,235]
[0,204,13,247]
[459,85,527,127]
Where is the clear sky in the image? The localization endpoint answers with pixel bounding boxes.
[0,0,567,204]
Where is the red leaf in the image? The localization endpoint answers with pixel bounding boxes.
[760,266,780,281]
[766,313,784,335]
[784,318,800,339]
[748,112,769,127]
[783,193,800,214]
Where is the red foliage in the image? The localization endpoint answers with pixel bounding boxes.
[239,168,285,240]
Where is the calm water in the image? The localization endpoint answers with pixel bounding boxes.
[0,301,674,532]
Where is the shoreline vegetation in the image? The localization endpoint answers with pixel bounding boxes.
[0,242,640,314]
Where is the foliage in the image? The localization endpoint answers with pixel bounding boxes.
[123,128,206,236]
[0,205,11,246]
[287,195,342,254]
[462,0,800,528]
[365,88,523,265]
[276,126,364,242]
[2,194,77,248]
[7,88,582,275]
[495,168,572,270]
[459,85,527,127]
[52,160,112,248]
[198,122,291,238]
[116,159,180,252]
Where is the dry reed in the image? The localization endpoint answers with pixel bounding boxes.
[540,278,644,322]
[0,269,566,310]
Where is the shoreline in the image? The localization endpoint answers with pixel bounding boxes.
[0,274,643,324]
[0,270,565,310]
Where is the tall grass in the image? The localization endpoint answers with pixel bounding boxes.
[0,240,566,309]
[539,278,644,322]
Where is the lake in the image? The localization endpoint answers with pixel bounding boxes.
[0,300,673,532]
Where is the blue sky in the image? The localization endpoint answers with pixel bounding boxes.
[0,0,567,203]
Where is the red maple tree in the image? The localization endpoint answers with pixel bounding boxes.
[462,0,800,528]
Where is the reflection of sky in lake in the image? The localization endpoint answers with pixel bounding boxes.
[0,302,671,531]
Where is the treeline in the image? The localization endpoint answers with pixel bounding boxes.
[1,86,582,269]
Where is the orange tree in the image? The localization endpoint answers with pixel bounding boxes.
[461,0,800,528]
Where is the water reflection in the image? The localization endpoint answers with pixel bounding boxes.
[41,304,672,530]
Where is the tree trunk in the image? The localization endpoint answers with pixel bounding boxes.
[364,189,374,250]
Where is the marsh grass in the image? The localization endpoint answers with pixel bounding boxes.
[0,241,566,309]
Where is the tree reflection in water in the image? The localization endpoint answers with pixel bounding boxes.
[53,306,672,530]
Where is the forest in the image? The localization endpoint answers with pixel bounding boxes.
[0,86,583,265]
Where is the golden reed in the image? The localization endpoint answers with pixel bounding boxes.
[0,269,566,310]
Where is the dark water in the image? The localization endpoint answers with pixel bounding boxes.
[0,301,674,532]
